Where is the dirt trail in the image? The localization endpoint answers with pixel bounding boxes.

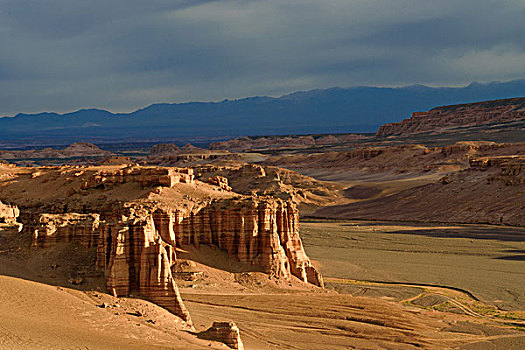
[325,278,525,325]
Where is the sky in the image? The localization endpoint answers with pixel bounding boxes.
[1,0,525,116]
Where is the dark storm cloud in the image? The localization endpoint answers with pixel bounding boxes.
[1,0,524,115]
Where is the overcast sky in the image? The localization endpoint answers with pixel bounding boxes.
[1,0,524,116]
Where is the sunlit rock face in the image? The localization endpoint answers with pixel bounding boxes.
[14,165,322,324]
[0,201,19,225]
[377,97,525,137]
[152,198,324,287]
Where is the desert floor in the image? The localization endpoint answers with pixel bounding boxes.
[301,220,525,311]
[1,220,525,349]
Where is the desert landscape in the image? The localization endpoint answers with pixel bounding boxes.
[2,2,525,347]
[0,96,524,349]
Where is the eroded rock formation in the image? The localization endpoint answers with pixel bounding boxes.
[27,206,192,323]
[199,322,244,350]
[193,163,345,215]
[206,175,232,191]
[377,97,525,137]
[152,199,323,287]
[150,143,180,155]
[314,156,525,226]
[32,213,100,249]
[2,165,322,324]
[0,201,19,225]
[80,166,194,189]
[263,141,525,178]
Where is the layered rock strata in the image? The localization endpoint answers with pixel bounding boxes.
[97,209,191,322]
[209,134,367,152]
[193,163,345,215]
[30,207,192,323]
[81,166,194,189]
[377,97,525,137]
[144,153,241,167]
[32,213,100,249]
[199,322,244,350]
[12,165,323,324]
[152,199,324,287]
[263,141,525,178]
[314,156,525,226]
[0,142,111,160]
[150,143,180,155]
[206,175,232,191]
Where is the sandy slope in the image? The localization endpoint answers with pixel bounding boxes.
[2,235,524,350]
[0,224,228,350]
[0,275,228,349]
[313,163,525,226]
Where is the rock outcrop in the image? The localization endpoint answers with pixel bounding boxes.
[80,166,194,189]
[29,207,192,323]
[0,201,19,225]
[144,153,240,167]
[377,97,525,137]
[150,143,180,155]
[207,175,232,191]
[194,163,345,215]
[2,165,322,325]
[199,322,244,349]
[97,156,132,165]
[32,213,100,249]
[263,141,525,178]
[61,143,111,157]
[152,199,323,287]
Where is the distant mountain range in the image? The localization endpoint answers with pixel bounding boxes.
[1,79,524,143]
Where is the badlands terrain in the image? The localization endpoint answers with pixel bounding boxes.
[1,97,525,349]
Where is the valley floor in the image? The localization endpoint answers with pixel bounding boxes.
[301,220,525,325]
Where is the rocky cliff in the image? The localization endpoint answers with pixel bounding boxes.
[80,166,195,189]
[27,203,193,323]
[150,143,180,155]
[263,141,525,179]
[377,97,525,137]
[151,199,323,286]
[1,164,323,324]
